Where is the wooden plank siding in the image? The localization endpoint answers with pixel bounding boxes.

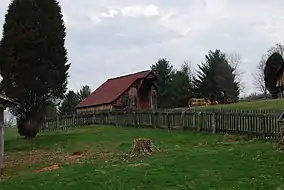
[276,66,284,88]
[76,105,113,113]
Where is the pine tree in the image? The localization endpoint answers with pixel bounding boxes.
[59,91,79,114]
[77,85,91,102]
[194,49,240,102]
[170,62,194,108]
[0,0,70,138]
[151,58,174,108]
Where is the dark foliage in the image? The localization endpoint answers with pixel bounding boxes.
[151,59,195,108]
[193,49,240,101]
[59,85,91,114]
[59,91,78,114]
[151,58,174,108]
[264,52,284,98]
[77,85,91,102]
[170,63,194,107]
[0,0,70,138]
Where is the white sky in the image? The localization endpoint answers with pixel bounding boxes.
[0,0,284,97]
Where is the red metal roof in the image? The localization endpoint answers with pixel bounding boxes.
[76,70,154,108]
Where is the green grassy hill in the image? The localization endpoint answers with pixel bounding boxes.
[1,126,284,189]
[190,98,284,110]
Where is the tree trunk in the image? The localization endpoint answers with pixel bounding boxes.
[0,107,4,177]
[17,118,39,139]
[264,88,267,99]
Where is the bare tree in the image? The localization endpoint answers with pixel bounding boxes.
[252,43,284,98]
[183,60,195,83]
[252,60,267,98]
[226,53,245,93]
[266,43,284,57]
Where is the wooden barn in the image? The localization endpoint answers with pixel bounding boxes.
[76,70,158,113]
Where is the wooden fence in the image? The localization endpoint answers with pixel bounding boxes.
[40,109,283,140]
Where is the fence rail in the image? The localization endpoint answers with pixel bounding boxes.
[40,109,283,140]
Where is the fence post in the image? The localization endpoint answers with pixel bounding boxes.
[280,123,284,146]
[72,113,76,127]
[181,111,186,130]
[108,111,111,125]
[91,112,95,125]
[278,112,284,147]
[152,111,155,129]
[155,111,159,129]
[234,113,238,134]
[212,113,216,134]
[261,115,266,138]
[166,112,170,130]
[149,111,153,128]
[197,112,203,132]
[116,111,120,126]
[124,111,127,126]
[133,111,137,128]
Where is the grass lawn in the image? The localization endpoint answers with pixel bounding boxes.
[1,126,284,190]
[192,98,284,110]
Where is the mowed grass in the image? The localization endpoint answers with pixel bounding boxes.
[1,126,284,190]
[194,98,284,110]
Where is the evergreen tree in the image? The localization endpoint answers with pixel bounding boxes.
[170,62,194,108]
[0,0,70,138]
[77,85,91,102]
[59,91,79,114]
[194,49,240,102]
[151,58,174,108]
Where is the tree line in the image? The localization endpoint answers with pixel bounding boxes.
[151,49,242,108]
[59,85,91,114]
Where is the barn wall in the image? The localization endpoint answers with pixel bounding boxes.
[112,80,143,109]
[138,86,157,109]
[150,85,157,109]
[137,78,157,109]
[76,73,158,112]
[76,104,113,113]
[277,69,284,87]
[114,83,139,107]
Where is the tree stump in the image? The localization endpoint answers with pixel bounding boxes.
[130,138,157,157]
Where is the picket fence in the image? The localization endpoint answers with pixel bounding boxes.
[40,108,284,140]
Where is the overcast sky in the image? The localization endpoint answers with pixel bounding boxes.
[1,0,284,96]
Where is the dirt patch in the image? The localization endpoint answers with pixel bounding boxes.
[36,164,60,172]
[6,149,121,175]
[63,151,86,164]
[5,150,61,168]
[72,151,83,156]
[96,151,115,161]
[34,151,87,173]
[220,134,253,145]
[194,141,209,147]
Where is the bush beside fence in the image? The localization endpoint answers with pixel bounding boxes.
[40,109,283,140]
